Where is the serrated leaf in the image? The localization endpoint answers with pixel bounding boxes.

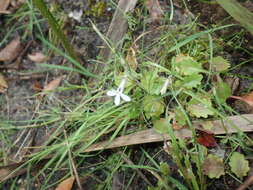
[176,74,203,89]
[203,154,225,178]
[143,95,164,119]
[173,54,202,76]
[153,118,171,133]
[215,81,232,103]
[174,107,187,126]
[187,95,214,118]
[141,70,165,95]
[229,152,249,178]
[211,56,230,72]
[201,121,214,131]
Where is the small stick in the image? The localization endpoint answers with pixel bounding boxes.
[236,175,253,190]
[85,114,253,152]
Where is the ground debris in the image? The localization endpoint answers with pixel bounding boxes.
[0,37,22,62]
[28,52,48,63]
[43,75,64,93]
[55,177,75,190]
[145,0,164,23]
[0,73,8,93]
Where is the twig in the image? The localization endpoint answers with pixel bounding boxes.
[91,0,138,75]
[84,114,253,152]
[236,175,253,190]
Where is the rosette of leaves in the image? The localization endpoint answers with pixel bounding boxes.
[175,74,203,89]
[172,54,203,76]
[153,118,171,133]
[229,152,249,178]
[141,69,167,95]
[187,94,214,118]
[203,154,225,179]
[210,56,230,72]
[143,95,165,119]
[214,81,232,103]
[174,106,188,126]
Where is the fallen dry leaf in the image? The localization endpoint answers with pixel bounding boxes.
[172,122,184,130]
[126,46,138,71]
[0,37,22,62]
[0,73,8,93]
[32,80,43,92]
[55,177,75,190]
[224,76,240,94]
[43,76,64,92]
[0,0,10,12]
[203,154,225,178]
[230,91,253,107]
[28,52,48,63]
[197,130,217,147]
[146,0,164,23]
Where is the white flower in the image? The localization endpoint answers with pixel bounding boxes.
[107,78,131,106]
[160,77,172,95]
[68,10,83,22]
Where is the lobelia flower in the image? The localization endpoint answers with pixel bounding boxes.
[107,78,131,106]
[160,77,172,95]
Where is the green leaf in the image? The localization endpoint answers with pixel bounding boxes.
[187,95,214,118]
[141,70,165,95]
[176,74,203,89]
[160,162,170,175]
[174,107,187,126]
[143,95,165,119]
[173,54,202,76]
[114,73,133,90]
[211,56,230,72]
[153,118,171,134]
[128,103,141,119]
[215,81,232,103]
[203,154,225,179]
[229,152,249,178]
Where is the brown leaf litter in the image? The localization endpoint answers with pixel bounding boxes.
[0,73,8,93]
[0,37,22,62]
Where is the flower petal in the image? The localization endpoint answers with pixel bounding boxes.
[160,77,171,95]
[114,94,121,106]
[107,89,117,96]
[120,93,131,102]
[118,78,126,93]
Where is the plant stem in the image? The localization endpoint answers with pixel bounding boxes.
[33,0,81,63]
